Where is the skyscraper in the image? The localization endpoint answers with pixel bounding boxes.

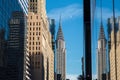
[0,28,6,80]
[0,28,6,67]
[56,19,66,80]
[6,11,30,80]
[0,0,28,32]
[48,19,56,79]
[97,25,107,80]
[49,19,56,53]
[108,17,120,80]
[27,0,54,80]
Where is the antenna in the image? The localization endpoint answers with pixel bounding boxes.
[59,14,62,26]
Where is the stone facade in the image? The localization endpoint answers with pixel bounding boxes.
[27,0,54,80]
[108,17,120,80]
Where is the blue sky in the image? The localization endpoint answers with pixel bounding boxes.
[46,0,120,80]
[47,0,83,80]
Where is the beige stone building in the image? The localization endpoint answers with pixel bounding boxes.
[26,0,54,80]
[108,17,120,80]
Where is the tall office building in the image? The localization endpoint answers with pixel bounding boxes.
[48,19,56,79]
[49,19,56,53]
[0,28,6,80]
[108,17,120,80]
[6,11,30,80]
[0,0,29,80]
[0,0,28,32]
[97,25,107,80]
[0,28,6,67]
[27,0,54,80]
[56,20,66,80]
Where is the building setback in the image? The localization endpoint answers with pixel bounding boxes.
[6,11,31,80]
[27,0,54,80]
[56,19,66,80]
[97,25,107,80]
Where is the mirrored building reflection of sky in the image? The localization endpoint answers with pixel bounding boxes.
[47,0,120,80]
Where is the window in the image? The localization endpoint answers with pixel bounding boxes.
[36,22,38,25]
[33,47,34,50]
[29,47,31,50]
[38,37,39,40]
[30,22,32,26]
[36,16,38,19]
[36,27,38,30]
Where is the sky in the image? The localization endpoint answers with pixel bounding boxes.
[46,0,120,80]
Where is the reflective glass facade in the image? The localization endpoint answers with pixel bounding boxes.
[0,0,29,80]
[0,0,28,36]
[0,28,6,80]
[6,11,30,80]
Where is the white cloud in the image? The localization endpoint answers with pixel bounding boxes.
[96,7,120,21]
[92,74,97,80]
[66,74,97,80]
[66,74,78,80]
[47,4,82,22]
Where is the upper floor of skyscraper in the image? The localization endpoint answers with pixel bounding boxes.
[28,0,47,18]
[0,0,28,38]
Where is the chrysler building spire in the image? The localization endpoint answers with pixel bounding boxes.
[97,25,107,80]
[57,17,64,41]
[99,24,105,40]
[56,16,66,80]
